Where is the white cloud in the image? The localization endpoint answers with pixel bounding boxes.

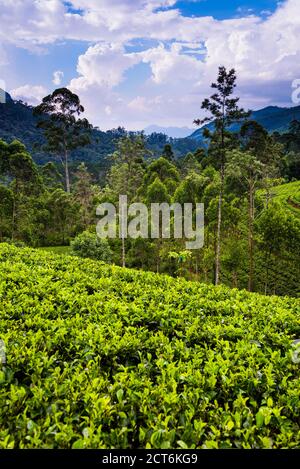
[10,84,48,105]
[141,43,204,84]
[70,42,140,89]
[52,70,64,85]
[1,0,300,128]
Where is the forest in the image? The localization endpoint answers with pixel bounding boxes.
[0,67,299,297]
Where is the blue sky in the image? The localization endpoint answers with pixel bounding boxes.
[172,0,278,18]
[0,0,298,131]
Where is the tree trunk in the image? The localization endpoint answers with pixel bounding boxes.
[232,271,238,288]
[204,269,208,283]
[121,236,126,268]
[248,184,255,291]
[11,197,16,241]
[215,165,224,285]
[11,179,19,241]
[65,151,71,193]
[264,249,271,295]
[63,133,71,193]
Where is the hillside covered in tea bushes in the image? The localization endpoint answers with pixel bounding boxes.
[0,244,299,449]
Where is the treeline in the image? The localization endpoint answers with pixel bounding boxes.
[0,91,197,173]
[0,71,299,297]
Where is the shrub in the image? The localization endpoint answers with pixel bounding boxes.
[0,244,299,449]
[70,231,112,262]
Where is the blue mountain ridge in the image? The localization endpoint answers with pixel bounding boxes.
[189,105,300,143]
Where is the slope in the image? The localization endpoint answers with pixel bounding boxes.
[265,181,300,218]
[0,244,299,449]
[190,105,300,143]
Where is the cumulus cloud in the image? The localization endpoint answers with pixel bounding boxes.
[53,70,64,85]
[70,42,140,89]
[141,43,204,84]
[10,84,48,105]
[1,0,300,128]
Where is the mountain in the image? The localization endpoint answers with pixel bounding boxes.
[2,90,299,169]
[0,91,197,170]
[144,125,195,138]
[190,105,300,142]
[0,90,13,104]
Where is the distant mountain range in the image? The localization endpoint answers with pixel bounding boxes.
[189,105,300,142]
[0,90,197,168]
[144,125,195,139]
[1,90,300,169]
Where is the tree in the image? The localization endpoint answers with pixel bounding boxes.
[227,150,264,291]
[34,88,91,193]
[194,67,250,285]
[222,237,247,288]
[179,152,202,176]
[110,136,147,202]
[173,171,210,205]
[73,163,95,228]
[146,177,171,273]
[140,157,180,197]
[43,188,80,246]
[105,136,147,267]
[275,120,300,180]
[146,177,170,204]
[0,185,13,240]
[0,139,40,240]
[240,120,283,206]
[162,144,174,161]
[39,162,63,189]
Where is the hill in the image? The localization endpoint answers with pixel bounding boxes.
[0,91,197,168]
[190,105,300,143]
[0,243,299,449]
[269,181,300,218]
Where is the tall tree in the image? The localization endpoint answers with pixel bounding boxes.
[0,139,40,240]
[73,163,95,228]
[162,144,175,162]
[194,67,250,284]
[227,150,264,291]
[34,88,91,193]
[105,136,147,267]
[240,121,282,206]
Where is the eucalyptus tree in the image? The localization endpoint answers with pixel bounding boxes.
[34,88,91,193]
[194,67,250,284]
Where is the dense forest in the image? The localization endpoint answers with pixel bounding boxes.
[0,90,197,179]
[0,69,299,297]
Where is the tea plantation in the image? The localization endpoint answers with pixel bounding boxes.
[0,244,299,449]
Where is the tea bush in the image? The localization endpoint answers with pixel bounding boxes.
[70,231,113,262]
[0,243,299,449]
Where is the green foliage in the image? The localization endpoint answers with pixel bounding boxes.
[146,178,170,204]
[0,97,197,173]
[275,120,300,180]
[34,88,92,192]
[161,144,175,161]
[261,181,300,219]
[0,244,299,449]
[38,246,71,255]
[71,231,113,262]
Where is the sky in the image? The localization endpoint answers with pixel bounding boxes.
[0,0,299,131]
